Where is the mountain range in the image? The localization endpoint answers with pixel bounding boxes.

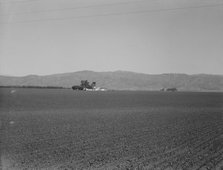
[0,71,223,91]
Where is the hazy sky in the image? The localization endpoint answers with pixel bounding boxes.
[0,0,223,76]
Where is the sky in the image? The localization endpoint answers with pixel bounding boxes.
[0,0,223,76]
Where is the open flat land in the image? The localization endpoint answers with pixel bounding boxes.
[0,88,223,170]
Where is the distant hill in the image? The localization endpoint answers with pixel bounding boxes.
[0,71,223,91]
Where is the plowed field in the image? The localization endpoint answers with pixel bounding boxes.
[0,88,223,170]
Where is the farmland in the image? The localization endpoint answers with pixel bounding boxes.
[0,88,223,170]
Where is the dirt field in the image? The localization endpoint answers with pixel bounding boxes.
[1,88,223,169]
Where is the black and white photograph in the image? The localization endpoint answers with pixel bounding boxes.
[0,0,223,169]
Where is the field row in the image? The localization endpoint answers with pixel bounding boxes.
[2,108,223,169]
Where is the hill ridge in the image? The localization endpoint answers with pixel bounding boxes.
[0,71,223,91]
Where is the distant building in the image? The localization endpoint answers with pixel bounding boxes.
[94,87,108,91]
[166,88,178,92]
[72,80,107,91]
[160,88,178,92]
